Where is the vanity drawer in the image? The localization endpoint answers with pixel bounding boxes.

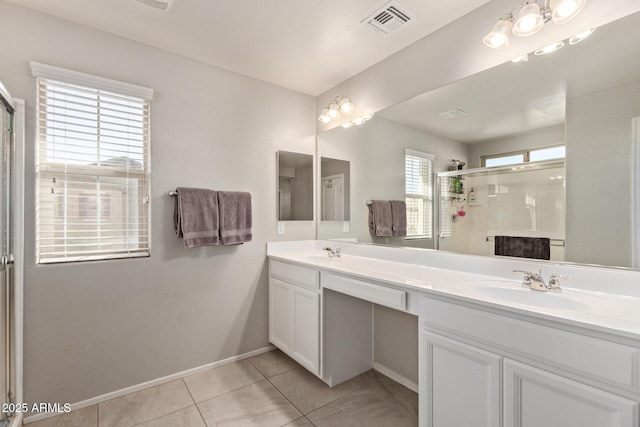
[270,259,319,291]
[422,297,640,395]
[322,271,407,311]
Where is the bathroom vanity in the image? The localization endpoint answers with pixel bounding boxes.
[267,240,640,427]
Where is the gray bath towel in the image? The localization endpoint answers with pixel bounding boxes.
[368,200,393,237]
[390,200,407,237]
[217,191,252,245]
[174,187,219,248]
[494,236,550,260]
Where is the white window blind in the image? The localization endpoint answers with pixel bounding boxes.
[405,149,434,239]
[33,64,152,264]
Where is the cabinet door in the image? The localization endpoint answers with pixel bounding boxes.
[269,278,290,352]
[504,360,639,427]
[421,332,501,427]
[290,286,320,374]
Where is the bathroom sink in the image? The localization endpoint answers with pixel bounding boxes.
[468,282,602,311]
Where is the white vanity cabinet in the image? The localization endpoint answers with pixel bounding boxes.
[420,296,640,427]
[422,332,501,427]
[269,260,321,376]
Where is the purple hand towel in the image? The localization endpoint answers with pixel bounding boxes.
[390,200,407,237]
[368,200,392,237]
[174,187,219,248]
[217,191,252,245]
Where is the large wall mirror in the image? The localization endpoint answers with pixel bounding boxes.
[277,151,313,221]
[317,11,640,269]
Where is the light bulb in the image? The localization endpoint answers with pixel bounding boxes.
[342,122,353,129]
[328,103,340,119]
[511,54,529,63]
[318,109,331,123]
[534,41,565,55]
[550,0,586,24]
[513,2,544,37]
[483,15,513,49]
[338,97,354,115]
[353,117,364,126]
[569,28,594,45]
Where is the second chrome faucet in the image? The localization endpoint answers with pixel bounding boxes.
[513,270,571,293]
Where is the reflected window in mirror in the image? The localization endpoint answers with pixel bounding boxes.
[482,145,565,167]
[277,151,314,221]
[405,149,435,239]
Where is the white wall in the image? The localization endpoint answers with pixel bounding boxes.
[566,80,640,267]
[468,125,566,168]
[317,116,469,247]
[0,1,316,406]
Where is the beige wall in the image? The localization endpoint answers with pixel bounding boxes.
[0,1,315,405]
[566,80,640,267]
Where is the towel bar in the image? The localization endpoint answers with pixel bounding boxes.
[167,191,178,197]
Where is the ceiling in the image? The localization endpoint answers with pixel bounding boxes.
[5,0,491,96]
[378,11,640,143]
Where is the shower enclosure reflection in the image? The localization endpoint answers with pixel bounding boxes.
[437,161,565,261]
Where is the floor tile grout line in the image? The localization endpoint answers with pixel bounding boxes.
[266,370,363,418]
[181,377,209,426]
[126,403,199,427]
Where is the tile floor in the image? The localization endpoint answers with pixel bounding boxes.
[28,349,418,427]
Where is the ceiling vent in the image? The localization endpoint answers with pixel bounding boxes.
[362,1,416,36]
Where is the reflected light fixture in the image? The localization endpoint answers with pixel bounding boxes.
[534,40,565,55]
[342,113,374,129]
[484,0,587,49]
[569,28,594,44]
[318,95,355,123]
[511,53,529,63]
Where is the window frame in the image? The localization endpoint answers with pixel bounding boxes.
[31,62,153,264]
[404,149,435,240]
[481,144,565,167]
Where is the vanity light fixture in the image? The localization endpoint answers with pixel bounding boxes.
[318,95,355,123]
[484,0,587,49]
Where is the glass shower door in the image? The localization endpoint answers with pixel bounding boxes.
[0,92,14,427]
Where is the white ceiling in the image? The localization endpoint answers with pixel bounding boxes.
[378,11,640,143]
[5,0,491,96]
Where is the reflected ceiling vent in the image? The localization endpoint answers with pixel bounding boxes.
[362,1,416,36]
[438,109,467,119]
[136,0,173,11]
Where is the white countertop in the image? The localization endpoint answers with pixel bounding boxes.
[268,241,640,341]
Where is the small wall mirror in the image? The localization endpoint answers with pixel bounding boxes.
[320,157,350,221]
[277,151,314,221]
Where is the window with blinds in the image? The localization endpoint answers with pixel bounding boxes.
[32,63,152,264]
[405,149,434,239]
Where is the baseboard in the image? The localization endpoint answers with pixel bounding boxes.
[373,362,419,393]
[8,413,22,427]
[23,345,275,424]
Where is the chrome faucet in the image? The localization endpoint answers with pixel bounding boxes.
[513,270,547,291]
[513,270,571,293]
[548,274,571,293]
[322,245,342,258]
